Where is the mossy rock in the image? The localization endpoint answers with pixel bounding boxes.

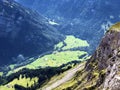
[117,52,120,57]
[109,22,120,32]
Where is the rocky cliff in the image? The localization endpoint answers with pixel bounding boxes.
[0,0,64,65]
[84,22,120,90]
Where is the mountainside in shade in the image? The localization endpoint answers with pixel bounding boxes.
[0,0,64,66]
[16,0,120,53]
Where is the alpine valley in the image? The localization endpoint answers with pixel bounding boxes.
[0,0,120,90]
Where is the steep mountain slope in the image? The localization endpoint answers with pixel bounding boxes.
[16,0,120,53]
[0,0,64,65]
[39,22,120,90]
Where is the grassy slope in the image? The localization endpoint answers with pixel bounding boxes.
[109,22,120,31]
[0,86,15,90]
[40,62,86,90]
[40,63,95,90]
[53,65,106,90]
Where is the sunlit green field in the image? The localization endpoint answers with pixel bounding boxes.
[7,51,87,75]
[27,51,87,68]
[55,35,89,50]
[0,72,3,76]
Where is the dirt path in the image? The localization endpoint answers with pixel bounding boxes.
[42,63,84,90]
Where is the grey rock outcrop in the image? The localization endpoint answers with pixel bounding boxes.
[85,23,120,90]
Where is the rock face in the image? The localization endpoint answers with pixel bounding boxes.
[0,0,64,65]
[85,23,120,90]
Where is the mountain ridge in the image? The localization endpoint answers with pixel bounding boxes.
[0,0,64,65]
